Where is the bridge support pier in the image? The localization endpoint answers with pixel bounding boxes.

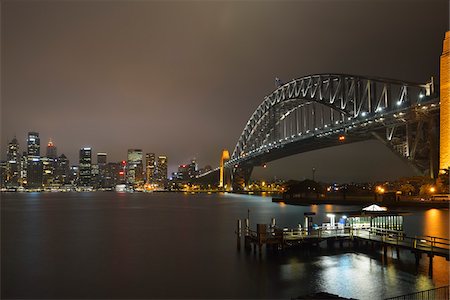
[414,252,422,268]
[428,254,434,278]
[396,247,400,259]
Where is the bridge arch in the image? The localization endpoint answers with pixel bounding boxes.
[227,74,436,190]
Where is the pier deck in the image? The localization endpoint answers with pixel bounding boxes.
[237,224,449,276]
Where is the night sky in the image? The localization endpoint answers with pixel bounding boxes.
[1,0,449,182]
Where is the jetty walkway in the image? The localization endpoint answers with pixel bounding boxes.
[236,221,449,277]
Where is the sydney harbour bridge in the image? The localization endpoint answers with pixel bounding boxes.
[198,33,449,191]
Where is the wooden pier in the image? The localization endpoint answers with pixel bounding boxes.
[236,219,449,277]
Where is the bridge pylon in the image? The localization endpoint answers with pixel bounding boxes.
[440,31,450,174]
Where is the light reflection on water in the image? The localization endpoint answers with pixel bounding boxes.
[1,192,448,299]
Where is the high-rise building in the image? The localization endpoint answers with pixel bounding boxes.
[177,164,189,181]
[26,132,43,189]
[0,161,7,189]
[46,139,57,159]
[97,153,107,188]
[19,151,27,187]
[188,159,197,179]
[105,162,123,188]
[6,137,20,188]
[145,153,156,184]
[127,149,143,186]
[42,157,55,187]
[69,165,79,184]
[79,148,92,186]
[55,154,70,185]
[156,155,168,186]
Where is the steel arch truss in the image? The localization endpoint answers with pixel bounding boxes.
[230,74,434,165]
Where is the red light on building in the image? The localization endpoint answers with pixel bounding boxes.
[119,171,125,175]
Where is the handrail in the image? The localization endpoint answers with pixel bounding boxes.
[385,285,449,300]
[237,225,449,252]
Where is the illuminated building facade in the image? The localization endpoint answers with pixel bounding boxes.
[127,149,143,186]
[188,159,197,178]
[97,153,107,187]
[440,31,450,173]
[55,154,70,184]
[177,164,189,181]
[46,139,57,158]
[42,157,55,186]
[156,155,168,185]
[6,137,20,188]
[105,162,122,187]
[79,148,92,186]
[145,153,156,184]
[26,132,43,188]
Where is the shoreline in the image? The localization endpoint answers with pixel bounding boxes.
[272,196,450,209]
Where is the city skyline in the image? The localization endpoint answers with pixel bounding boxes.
[2,1,449,182]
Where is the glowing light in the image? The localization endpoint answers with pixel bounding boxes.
[338,135,345,141]
[429,186,436,193]
[396,100,402,106]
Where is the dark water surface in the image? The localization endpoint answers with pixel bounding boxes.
[1,192,449,299]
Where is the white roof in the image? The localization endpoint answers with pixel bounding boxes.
[362,204,387,211]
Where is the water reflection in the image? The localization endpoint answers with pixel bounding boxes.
[423,209,448,238]
[1,192,449,299]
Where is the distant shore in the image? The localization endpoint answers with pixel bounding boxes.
[272,196,450,209]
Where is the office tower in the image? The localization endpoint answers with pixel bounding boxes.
[46,139,57,159]
[69,166,79,184]
[79,148,92,186]
[156,155,168,186]
[20,151,27,187]
[188,159,197,179]
[145,153,156,184]
[26,132,43,188]
[177,164,189,181]
[6,137,20,188]
[42,157,55,187]
[0,161,6,188]
[55,154,70,185]
[104,162,122,188]
[127,149,143,186]
[91,164,99,188]
[97,153,107,188]
[42,139,57,187]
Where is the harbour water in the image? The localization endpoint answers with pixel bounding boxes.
[1,192,448,299]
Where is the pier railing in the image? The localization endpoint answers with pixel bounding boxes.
[237,224,449,257]
[384,285,449,300]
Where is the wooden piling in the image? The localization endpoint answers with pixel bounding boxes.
[428,254,434,277]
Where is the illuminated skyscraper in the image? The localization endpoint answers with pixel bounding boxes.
[55,154,70,185]
[46,139,57,159]
[97,153,107,188]
[26,132,43,189]
[156,155,168,186]
[6,137,20,188]
[79,148,92,186]
[188,159,197,179]
[127,149,143,186]
[42,157,55,187]
[145,153,156,184]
